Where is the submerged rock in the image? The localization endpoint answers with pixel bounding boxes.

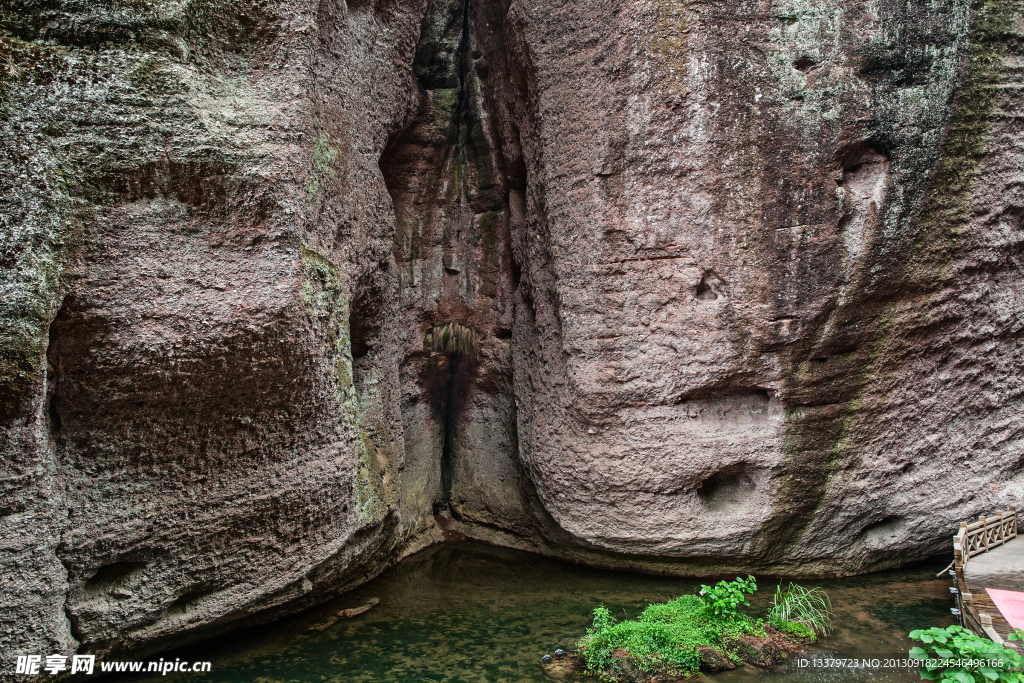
[540,652,582,680]
[337,597,380,620]
[307,598,381,632]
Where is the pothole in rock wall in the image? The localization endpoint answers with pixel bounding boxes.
[833,142,890,267]
[165,585,220,618]
[695,269,724,302]
[696,464,757,513]
[860,515,905,547]
[673,388,775,424]
[838,143,890,197]
[83,561,150,595]
[79,560,152,607]
[793,55,818,72]
[349,280,384,365]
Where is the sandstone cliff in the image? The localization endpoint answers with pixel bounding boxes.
[1,0,1022,667]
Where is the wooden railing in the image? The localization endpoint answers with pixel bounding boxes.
[955,507,1018,571]
[951,506,1018,648]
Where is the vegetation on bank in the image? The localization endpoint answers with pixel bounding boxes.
[767,583,833,638]
[909,625,1024,683]
[575,576,832,681]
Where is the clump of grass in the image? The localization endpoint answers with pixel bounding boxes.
[577,578,765,680]
[423,322,478,360]
[577,600,704,679]
[768,583,832,638]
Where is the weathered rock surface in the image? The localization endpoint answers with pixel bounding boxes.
[473,0,1024,576]
[697,645,736,673]
[737,634,785,668]
[1,0,1022,669]
[1,0,430,666]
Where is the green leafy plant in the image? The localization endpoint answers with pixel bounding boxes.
[909,625,1023,683]
[576,576,827,681]
[578,605,616,674]
[768,582,833,637]
[576,594,761,680]
[699,575,757,619]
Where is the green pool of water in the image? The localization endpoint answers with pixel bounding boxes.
[120,542,955,682]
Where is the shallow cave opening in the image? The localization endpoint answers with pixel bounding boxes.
[166,586,216,616]
[836,141,890,184]
[793,55,817,72]
[695,270,723,302]
[84,561,149,593]
[349,285,383,363]
[861,515,903,539]
[696,464,756,512]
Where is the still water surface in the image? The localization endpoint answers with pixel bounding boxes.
[124,542,954,683]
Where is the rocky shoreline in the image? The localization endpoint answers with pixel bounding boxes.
[542,624,813,682]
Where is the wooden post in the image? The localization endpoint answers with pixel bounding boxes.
[954,524,962,573]
[1012,506,1018,537]
[954,537,964,579]
[979,613,1005,645]
[962,592,972,604]
[980,516,988,550]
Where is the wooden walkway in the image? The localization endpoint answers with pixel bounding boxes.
[951,507,1020,648]
[966,536,1024,592]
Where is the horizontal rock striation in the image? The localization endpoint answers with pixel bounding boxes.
[1,0,1022,668]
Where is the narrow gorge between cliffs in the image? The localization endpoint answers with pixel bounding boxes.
[0,0,1022,674]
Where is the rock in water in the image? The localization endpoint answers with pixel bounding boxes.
[698,646,736,673]
[307,598,380,631]
[737,635,786,668]
[337,597,380,620]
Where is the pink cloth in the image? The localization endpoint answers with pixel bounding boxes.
[986,588,1024,631]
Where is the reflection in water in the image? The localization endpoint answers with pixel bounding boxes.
[120,543,954,683]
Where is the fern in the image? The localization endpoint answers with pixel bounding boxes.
[423,322,479,360]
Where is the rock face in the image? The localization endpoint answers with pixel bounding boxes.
[1,0,1022,667]
[472,0,1024,576]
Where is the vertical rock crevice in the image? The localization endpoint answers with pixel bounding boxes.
[382,0,530,540]
[422,322,478,510]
